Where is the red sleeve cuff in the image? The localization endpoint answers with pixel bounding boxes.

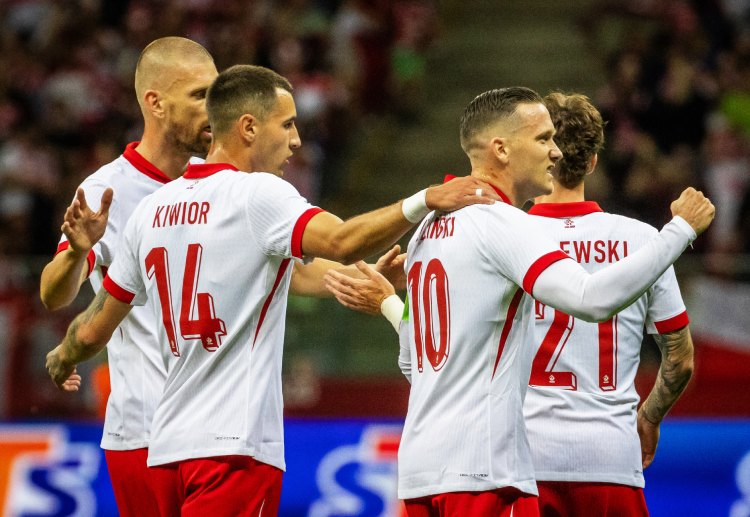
[522,250,571,295]
[291,207,325,258]
[102,275,135,304]
[654,311,689,333]
[55,241,96,278]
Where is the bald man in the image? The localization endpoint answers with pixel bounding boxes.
[39,36,218,517]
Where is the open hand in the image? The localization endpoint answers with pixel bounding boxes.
[425,176,500,212]
[325,261,395,315]
[62,187,113,254]
[374,245,406,290]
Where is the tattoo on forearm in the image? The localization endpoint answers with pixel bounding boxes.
[640,327,694,424]
[81,289,109,323]
[63,290,111,362]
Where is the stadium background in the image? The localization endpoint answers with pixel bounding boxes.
[0,0,748,515]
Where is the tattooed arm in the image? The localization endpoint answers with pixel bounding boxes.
[46,289,132,391]
[637,325,695,469]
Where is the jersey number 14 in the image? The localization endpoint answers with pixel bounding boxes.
[146,243,227,356]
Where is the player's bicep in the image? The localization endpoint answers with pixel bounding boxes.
[300,211,345,259]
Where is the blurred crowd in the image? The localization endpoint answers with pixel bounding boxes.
[0,0,437,258]
[579,0,750,269]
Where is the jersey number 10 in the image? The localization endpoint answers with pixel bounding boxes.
[407,259,451,373]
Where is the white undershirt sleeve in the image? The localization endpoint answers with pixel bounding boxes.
[532,216,696,322]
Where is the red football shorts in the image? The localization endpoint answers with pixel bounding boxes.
[537,481,648,517]
[104,448,179,517]
[404,487,540,517]
[150,455,283,517]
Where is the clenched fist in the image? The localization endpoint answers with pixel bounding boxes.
[670,187,715,236]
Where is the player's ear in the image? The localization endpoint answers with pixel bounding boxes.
[238,114,258,144]
[143,90,164,118]
[586,154,598,175]
[491,136,509,164]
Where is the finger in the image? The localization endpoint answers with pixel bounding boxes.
[474,180,502,200]
[328,269,363,288]
[355,261,379,280]
[98,188,114,216]
[62,383,80,392]
[71,198,83,219]
[325,274,356,296]
[76,188,89,212]
[333,291,378,314]
[376,245,401,266]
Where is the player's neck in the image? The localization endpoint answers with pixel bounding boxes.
[470,168,524,208]
[204,141,246,172]
[134,138,193,180]
[535,181,585,204]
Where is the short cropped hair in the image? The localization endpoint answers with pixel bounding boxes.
[460,87,543,153]
[206,65,293,137]
[543,92,605,189]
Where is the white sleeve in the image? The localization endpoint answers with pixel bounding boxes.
[104,203,147,306]
[398,310,412,384]
[245,173,321,259]
[645,265,688,334]
[532,217,696,322]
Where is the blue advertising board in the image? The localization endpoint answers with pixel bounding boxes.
[0,419,748,516]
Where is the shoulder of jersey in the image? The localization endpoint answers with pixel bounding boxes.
[81,155,129,185]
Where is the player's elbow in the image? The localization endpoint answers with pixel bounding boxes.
[675,354,694,381]
[571,304,616,323]
[40,289,66,312]
[322,236,361,265]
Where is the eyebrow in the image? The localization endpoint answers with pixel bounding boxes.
[537,128,555,139]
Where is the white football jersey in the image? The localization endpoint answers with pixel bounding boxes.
[104,163,321,470]
[523,201,688,488]
[398,186,571,500]
[56,142,179,451]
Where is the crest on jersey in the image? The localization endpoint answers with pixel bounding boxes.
[564,219,575,228]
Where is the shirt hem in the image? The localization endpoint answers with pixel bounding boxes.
[146,448,286,472]
[534,471,644,488]
[100,439,150,451]
[398,479,538,500]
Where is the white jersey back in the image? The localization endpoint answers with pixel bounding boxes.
[56,142,176,450]
[524,201,688,487]
[104,163,321,470]
[398,187,571,500]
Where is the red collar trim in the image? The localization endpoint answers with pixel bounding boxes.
[122,142,171,184]
[184,162,240,179]
[527,201,603,217]
[443,174,511,205]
